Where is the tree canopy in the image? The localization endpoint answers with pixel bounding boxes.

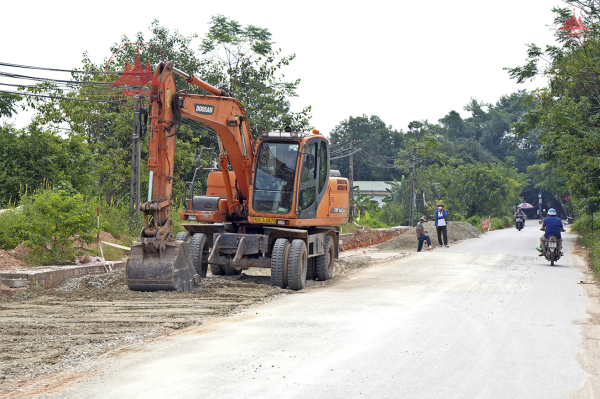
[507,0,600,214]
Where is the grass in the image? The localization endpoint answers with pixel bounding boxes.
[571,215,600,278]
[464,215,513,232]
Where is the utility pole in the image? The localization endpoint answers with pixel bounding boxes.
[349,140,354,222]
[410,145,416,227]
[538,190,542,220]
[129,93,142,218]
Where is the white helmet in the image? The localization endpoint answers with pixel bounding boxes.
[548,208,557,216]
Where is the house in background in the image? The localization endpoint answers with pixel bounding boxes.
[353,181,391,208]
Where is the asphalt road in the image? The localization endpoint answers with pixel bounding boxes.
[54,223,596,399]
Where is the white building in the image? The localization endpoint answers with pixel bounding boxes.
[353,181,392,208]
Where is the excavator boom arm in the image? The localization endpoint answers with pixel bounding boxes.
[145,61,254,231]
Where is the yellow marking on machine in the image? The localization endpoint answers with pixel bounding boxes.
[253,217,277,224]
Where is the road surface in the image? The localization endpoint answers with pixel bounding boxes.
[52,223,600,398]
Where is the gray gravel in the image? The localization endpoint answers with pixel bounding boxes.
[377,222,480,251]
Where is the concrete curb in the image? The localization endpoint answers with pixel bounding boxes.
[0,261,126,289]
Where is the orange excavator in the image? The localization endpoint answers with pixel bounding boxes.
[126,61,349,292]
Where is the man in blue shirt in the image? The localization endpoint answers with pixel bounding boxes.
[539,208,565,255]
[435,203,449,247]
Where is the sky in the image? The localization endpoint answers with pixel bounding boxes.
[1,0,561,135]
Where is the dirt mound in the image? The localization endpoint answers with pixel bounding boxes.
[377,222,480,251]
[341,228,405,250]
[0,248,29,271]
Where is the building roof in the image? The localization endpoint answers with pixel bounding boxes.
[353,181,391,194]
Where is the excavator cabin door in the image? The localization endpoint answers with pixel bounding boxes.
[298,138,329,219]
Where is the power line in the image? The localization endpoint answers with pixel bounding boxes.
[0,71,114,86]
[0,61,122,74]
[0,89,124,104]
[330,148,361,160]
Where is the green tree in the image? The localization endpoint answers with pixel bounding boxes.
[0,92,21,118]
[330,115,405,181]
[200,15,312,135]
[421,162,527,218]
[0,123,92,206]
[507,1,600,213]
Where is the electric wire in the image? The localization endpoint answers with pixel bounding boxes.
[0,89,126,104]
[330,148,361,160]
[0,61,122,74]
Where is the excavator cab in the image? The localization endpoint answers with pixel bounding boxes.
[252,142,299,214]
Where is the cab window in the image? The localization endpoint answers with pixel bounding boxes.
[318,142,328,193]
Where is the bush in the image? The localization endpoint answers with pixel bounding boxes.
[463,215,512,232]
[0,206,28,250]
[24,183,100,265]
[491,216,513,230]
[571,215,600,276]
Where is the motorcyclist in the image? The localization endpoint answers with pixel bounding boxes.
[539,208,565,256]
[514,207,526,226]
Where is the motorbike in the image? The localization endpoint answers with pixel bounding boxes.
[544,235,562,266]
[515,216,524,231]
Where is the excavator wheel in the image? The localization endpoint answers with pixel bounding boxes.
[316,235,334,281]
[210,264,225,276]
[175,232,190,242]
[287,239,307,291]
[271,238,290,288]
[190,233,209,278]
[223,263,242,276]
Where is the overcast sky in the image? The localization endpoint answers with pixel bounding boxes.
[1,0,561,135]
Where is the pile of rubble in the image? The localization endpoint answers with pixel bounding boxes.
[376,222,480,251]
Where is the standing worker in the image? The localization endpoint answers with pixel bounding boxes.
[435,202,449,247]
[416,216,432,252]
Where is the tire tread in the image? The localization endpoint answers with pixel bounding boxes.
[271,238,289,288]
[316,235,334,281]
[287,239,307,291]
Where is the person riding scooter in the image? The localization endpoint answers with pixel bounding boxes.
[514,207,526,227]
[538,208,565,256]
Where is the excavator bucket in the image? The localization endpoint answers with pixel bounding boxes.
[126,240,201,291]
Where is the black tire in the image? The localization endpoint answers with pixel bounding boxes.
[550,250,555,266]
[175,232,190,242]
[210,264,225,276]
[287,239,307,291]
[223,263,242,276]
[190,233,209,278]
[316,235,334,281]
[271,238,290,288]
